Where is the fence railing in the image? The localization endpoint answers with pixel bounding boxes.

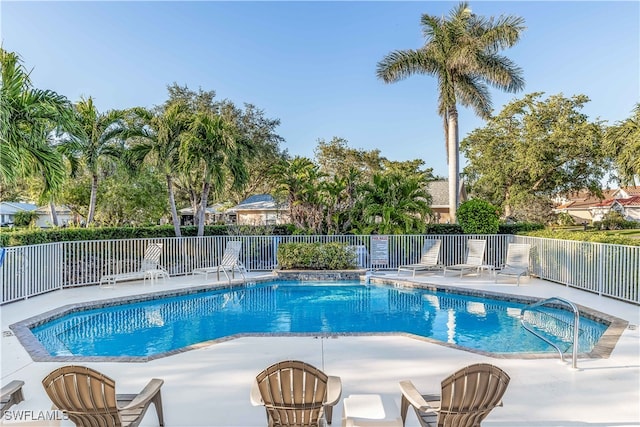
[1,234,638,305]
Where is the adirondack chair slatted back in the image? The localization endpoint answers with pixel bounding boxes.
[42,365,121,427]
[437,363,510,427]
[256,360,328,427]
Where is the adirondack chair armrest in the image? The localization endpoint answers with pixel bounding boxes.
[399,380,439,413]
[120,379,164,410]
[325,376,342,406]
[249,379,263,406]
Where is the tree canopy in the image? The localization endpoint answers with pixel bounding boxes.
[461,92,608,219]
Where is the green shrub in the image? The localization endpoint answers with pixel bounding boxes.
[498,222,545,234]
[13,211,38,227]
[424,224,464,234]
[277,242,358,270]
[595,211,639,230]
[457,199,500,234]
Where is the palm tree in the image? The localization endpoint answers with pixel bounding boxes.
[0,48,73,195]
[180,110,251,236]
[127,103,190,237]
[376,2,525,222]
[356,172,432,234]
[272,157,325,232]
[69,97,128,225]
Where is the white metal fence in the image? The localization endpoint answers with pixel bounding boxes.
[1,234,638,305]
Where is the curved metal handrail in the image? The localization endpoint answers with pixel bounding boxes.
[520,297,580,369]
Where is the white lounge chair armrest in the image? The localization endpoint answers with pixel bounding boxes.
[250,379,264,406]
[325,376,342,406]
[399,380,438,413]
[120,379,164,410]
[1,380,24,401]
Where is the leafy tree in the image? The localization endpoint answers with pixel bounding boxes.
[461,93,607,217]
[0,48,73,196]
[605,104,640,185]
[355,171,432,234]
[95,165,167,226]
[216,100,286,204]
[376,2,525,222]
[314,137,384,182]
[457,199,500,234]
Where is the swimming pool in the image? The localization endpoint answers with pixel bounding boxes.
[27,280,608,359]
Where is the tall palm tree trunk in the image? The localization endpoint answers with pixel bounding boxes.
[447,109,460,223]
[87,173,99,225]
[166,174,182,237]
[197,181,211,237]
[49,200,59,227]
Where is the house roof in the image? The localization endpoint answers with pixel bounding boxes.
[592,196,640,208]
[426,180,466,207]
[554,189,617,210]
[178,203,227,215]
[0,202,37,214]
[34,204,73,214]
[230,194,285,212]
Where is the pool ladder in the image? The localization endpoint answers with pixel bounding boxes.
[520,297,580,369]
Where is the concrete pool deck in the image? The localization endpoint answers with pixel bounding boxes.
[1,272,639,426]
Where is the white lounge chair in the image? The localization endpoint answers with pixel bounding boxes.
[192,240,246,282]
[496,243,531,285]
[99,243,167,287]
[443,239,487,277]
[398,239,443,277]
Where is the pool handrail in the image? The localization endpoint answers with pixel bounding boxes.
[520,296,580,369]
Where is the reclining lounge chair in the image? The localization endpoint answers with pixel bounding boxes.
[398,239,443,277]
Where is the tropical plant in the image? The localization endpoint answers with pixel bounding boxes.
[376,2,525,222]
[272,156,326,233]
[0,48,73,196]
[355,172,432,234]
[605,104,640,185]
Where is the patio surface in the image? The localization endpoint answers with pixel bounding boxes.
[1,271,639,426]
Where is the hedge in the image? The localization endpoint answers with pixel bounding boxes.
[277,242,357,270]
[0,222,544,247]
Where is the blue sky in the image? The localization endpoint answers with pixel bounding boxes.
[2,1,638,178]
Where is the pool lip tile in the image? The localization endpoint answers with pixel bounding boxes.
[10,276,628,363]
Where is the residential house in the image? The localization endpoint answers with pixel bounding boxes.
[34,204,77,228]
[0,202,37,226]
[426,180,467,224]
[179,203,230,226]
[554,186,640,223]
[590,186,640,222]
[228,194,289,226]
[553,189,617,223]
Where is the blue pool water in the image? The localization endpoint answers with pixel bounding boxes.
[31,281,607,358]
